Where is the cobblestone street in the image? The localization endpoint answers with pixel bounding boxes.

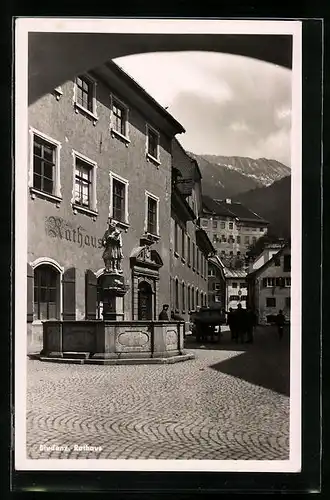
[26,326,290,461]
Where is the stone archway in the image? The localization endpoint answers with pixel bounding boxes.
[130,245,163,320]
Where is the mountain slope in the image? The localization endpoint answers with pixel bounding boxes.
[201,154,290,187]
[233,175,291,239]
[188,152,262,199]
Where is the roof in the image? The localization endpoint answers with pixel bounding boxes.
[223,268,247,279]
[104,61,185,135]
[248,244,290,278]
[202,195,268,224]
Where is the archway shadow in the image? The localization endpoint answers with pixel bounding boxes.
[186,326,290,396]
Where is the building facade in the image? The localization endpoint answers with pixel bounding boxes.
[27,61,185,353]
[207,256,226,309]
[247,245,291,324]
[169,139,214,329]
[223,268,248,311]
[200,196,268,260]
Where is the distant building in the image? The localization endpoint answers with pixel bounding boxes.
[247,244,291,324]
[200,195,269,260]
[207,255,226,309]
[223,267,248,311]
[170,139,214,329]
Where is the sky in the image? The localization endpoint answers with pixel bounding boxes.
[114,51,292,167]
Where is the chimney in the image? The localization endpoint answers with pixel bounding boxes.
[225,198,232,204]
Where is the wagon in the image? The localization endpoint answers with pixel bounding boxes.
[191,306,226,343]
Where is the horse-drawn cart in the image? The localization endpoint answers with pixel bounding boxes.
[191,306,226,343]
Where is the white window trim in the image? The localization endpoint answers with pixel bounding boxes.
[109,171,129,228]
[29,127,62,205]
[53,86,63,100]
[266,277,276,288]
[73,73,98,125]
[30,257,64,322]
[146,123,160,165]
[71,150,98,218]
[285,277,291,287]
[110,93,130,145]
[144,190,160,238]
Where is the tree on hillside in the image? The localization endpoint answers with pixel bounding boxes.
[246,234,290,260]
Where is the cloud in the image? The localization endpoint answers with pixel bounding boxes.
[114,51,292,166]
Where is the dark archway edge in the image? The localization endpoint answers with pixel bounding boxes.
[28,32,292,105]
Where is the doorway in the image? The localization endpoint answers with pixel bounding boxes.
[138,281,153,320]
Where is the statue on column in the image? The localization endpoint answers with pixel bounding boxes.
[102,219,124,273]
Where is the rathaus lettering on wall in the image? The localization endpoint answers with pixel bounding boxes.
[45,216,103,249]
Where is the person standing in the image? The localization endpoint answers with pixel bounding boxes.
[158,304,169,320]
[276,309,286,340]
[227,307,236,342]
[235,303,247,343]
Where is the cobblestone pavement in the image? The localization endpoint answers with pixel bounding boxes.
[26,327,290,460]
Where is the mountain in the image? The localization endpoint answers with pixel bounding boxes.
[188,152,290,200]
[201,154,290,187]
[233,175,291,239]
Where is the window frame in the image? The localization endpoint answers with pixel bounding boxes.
[144,191,160,237]
[266,297,277,308]
[181,228,186,262]
[29,128,62,204]
[71,150,98,218]
[187,235,191,266]
[109,171,129,228]
[32,262,63,322]
[110,93,130,145]
[146,123,160,165]
[73,73,98,124]
[174,221,179,256]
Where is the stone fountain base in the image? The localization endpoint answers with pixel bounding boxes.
[29,320,194,365]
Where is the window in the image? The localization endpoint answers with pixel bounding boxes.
[284,255,291,272]
[285,277,291,287]
[182,282,185,311]
[110,95,130,142]
[266,297,276,308]
[213,220,217,229]
[196,289,199,308]
[245,236,250,244]
[222,235,227,242]
[145,192,159,236]
[237,251,241,256]
[232,282,238,288]
[285,297,291,308]
[240,282,247,288]
[208,267,215,277]
[191,286,195,310]
[213,235,218,244]
[215,283,221,290]
[187,236,191,265]
[192,242,196,269]
[30,130,62,201]
[175,279,179,310]
[229,295,239,301]
[264,277,276,287]
[201,219,209,228]
[229,251,233,256]
[146,125,160,163]
[215,295,221,303]
[252,237,257,244]
[74,74,97,121]
[201,254,204,277]
[220,221,225,229]
[109,172,129,226]
[229,222,233,229]
[274,257,281,266]
[221,250,226,256]
[174,222,179,254]
[181,229,185,260]
[187,286,191,311]
[72,151,97,215]
[237,236,241,244]
[241,295,247,301]
[33,265,60,320]
[196,248,199,272]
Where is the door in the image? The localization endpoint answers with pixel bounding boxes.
[138,281,153,320]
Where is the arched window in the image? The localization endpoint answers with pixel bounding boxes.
[191,286,195,310]
[33,264,60,320]
[196,289,199,308]
[182,282,185,312]
[187,285,191,311]
[175,278,179,310]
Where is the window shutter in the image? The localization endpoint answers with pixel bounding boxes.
[62,267,76,320]
[27,263,34,323]
[262,278,267,288]
[85,269,97,320]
